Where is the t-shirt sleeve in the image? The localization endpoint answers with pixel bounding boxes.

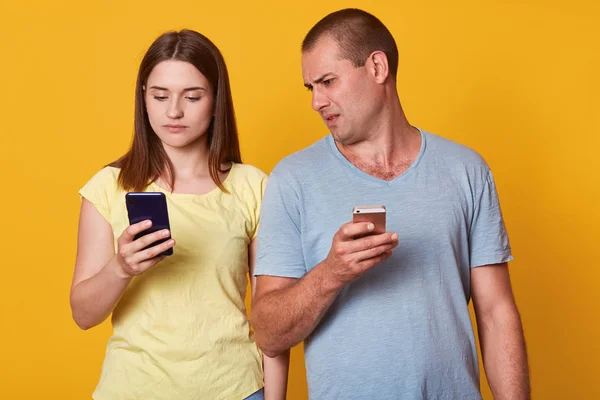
[254,167,307,279]
[469,168,514,267]
[249,169,269,241]
[78,167,118,222]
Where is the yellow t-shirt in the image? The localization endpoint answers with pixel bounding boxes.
[78,163,267,400]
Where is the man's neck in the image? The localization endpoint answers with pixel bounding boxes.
[336,103,422,181]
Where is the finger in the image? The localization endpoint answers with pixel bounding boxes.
[120,220,152,243]
[353,241,398,263]
[130,238,175,264]
[131,229,171,252]
[338,222,376,241]
[347,232,398,253]
[356,249,393,272]
[136,255,167,273]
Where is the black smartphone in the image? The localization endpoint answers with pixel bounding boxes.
[125,192,173,256]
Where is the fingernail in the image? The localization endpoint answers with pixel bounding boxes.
[391,233,398,240]
[168,239,175,245]
[368,223,374,230]
[163,230,170,237]
[145,220,152,226]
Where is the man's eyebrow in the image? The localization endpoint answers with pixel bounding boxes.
[303,73,334,89]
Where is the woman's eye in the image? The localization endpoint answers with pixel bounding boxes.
[153,96,168,101]
[186,97,201,102]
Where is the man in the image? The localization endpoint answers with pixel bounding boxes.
[252,8,530,400]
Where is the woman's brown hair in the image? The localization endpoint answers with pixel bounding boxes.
[111,29,241,192]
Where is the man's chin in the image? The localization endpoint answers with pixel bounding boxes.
[332,131,357,146]
[331,129,347,143]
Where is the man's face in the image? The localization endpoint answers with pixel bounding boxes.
[302,36,379,144]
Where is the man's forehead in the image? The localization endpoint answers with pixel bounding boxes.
[302,39,342,79]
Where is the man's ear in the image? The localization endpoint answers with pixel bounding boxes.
[367,51,390,84]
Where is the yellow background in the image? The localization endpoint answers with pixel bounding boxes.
[1,0,598,398]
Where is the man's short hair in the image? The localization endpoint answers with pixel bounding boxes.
[302,8,399,78]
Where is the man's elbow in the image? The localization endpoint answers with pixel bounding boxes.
[251,313,287,357]
[261,346,284,358]
[478,300,523,334]
[255,335,287,358]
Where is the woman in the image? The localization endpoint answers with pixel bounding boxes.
[70,29,288,400]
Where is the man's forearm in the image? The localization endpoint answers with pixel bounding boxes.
[252,261,342,357]
[479,304,530,400]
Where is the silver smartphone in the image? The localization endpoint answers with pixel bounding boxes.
[352,205,386,236]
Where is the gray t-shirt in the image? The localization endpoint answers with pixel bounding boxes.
[254,129,513,399]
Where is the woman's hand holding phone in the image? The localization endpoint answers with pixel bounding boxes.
[114,220,176,278]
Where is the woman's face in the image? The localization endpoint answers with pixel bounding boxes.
[145,60,215,149]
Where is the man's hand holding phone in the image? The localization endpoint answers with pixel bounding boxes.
[323,206,398,287]
[114,220,176,278]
